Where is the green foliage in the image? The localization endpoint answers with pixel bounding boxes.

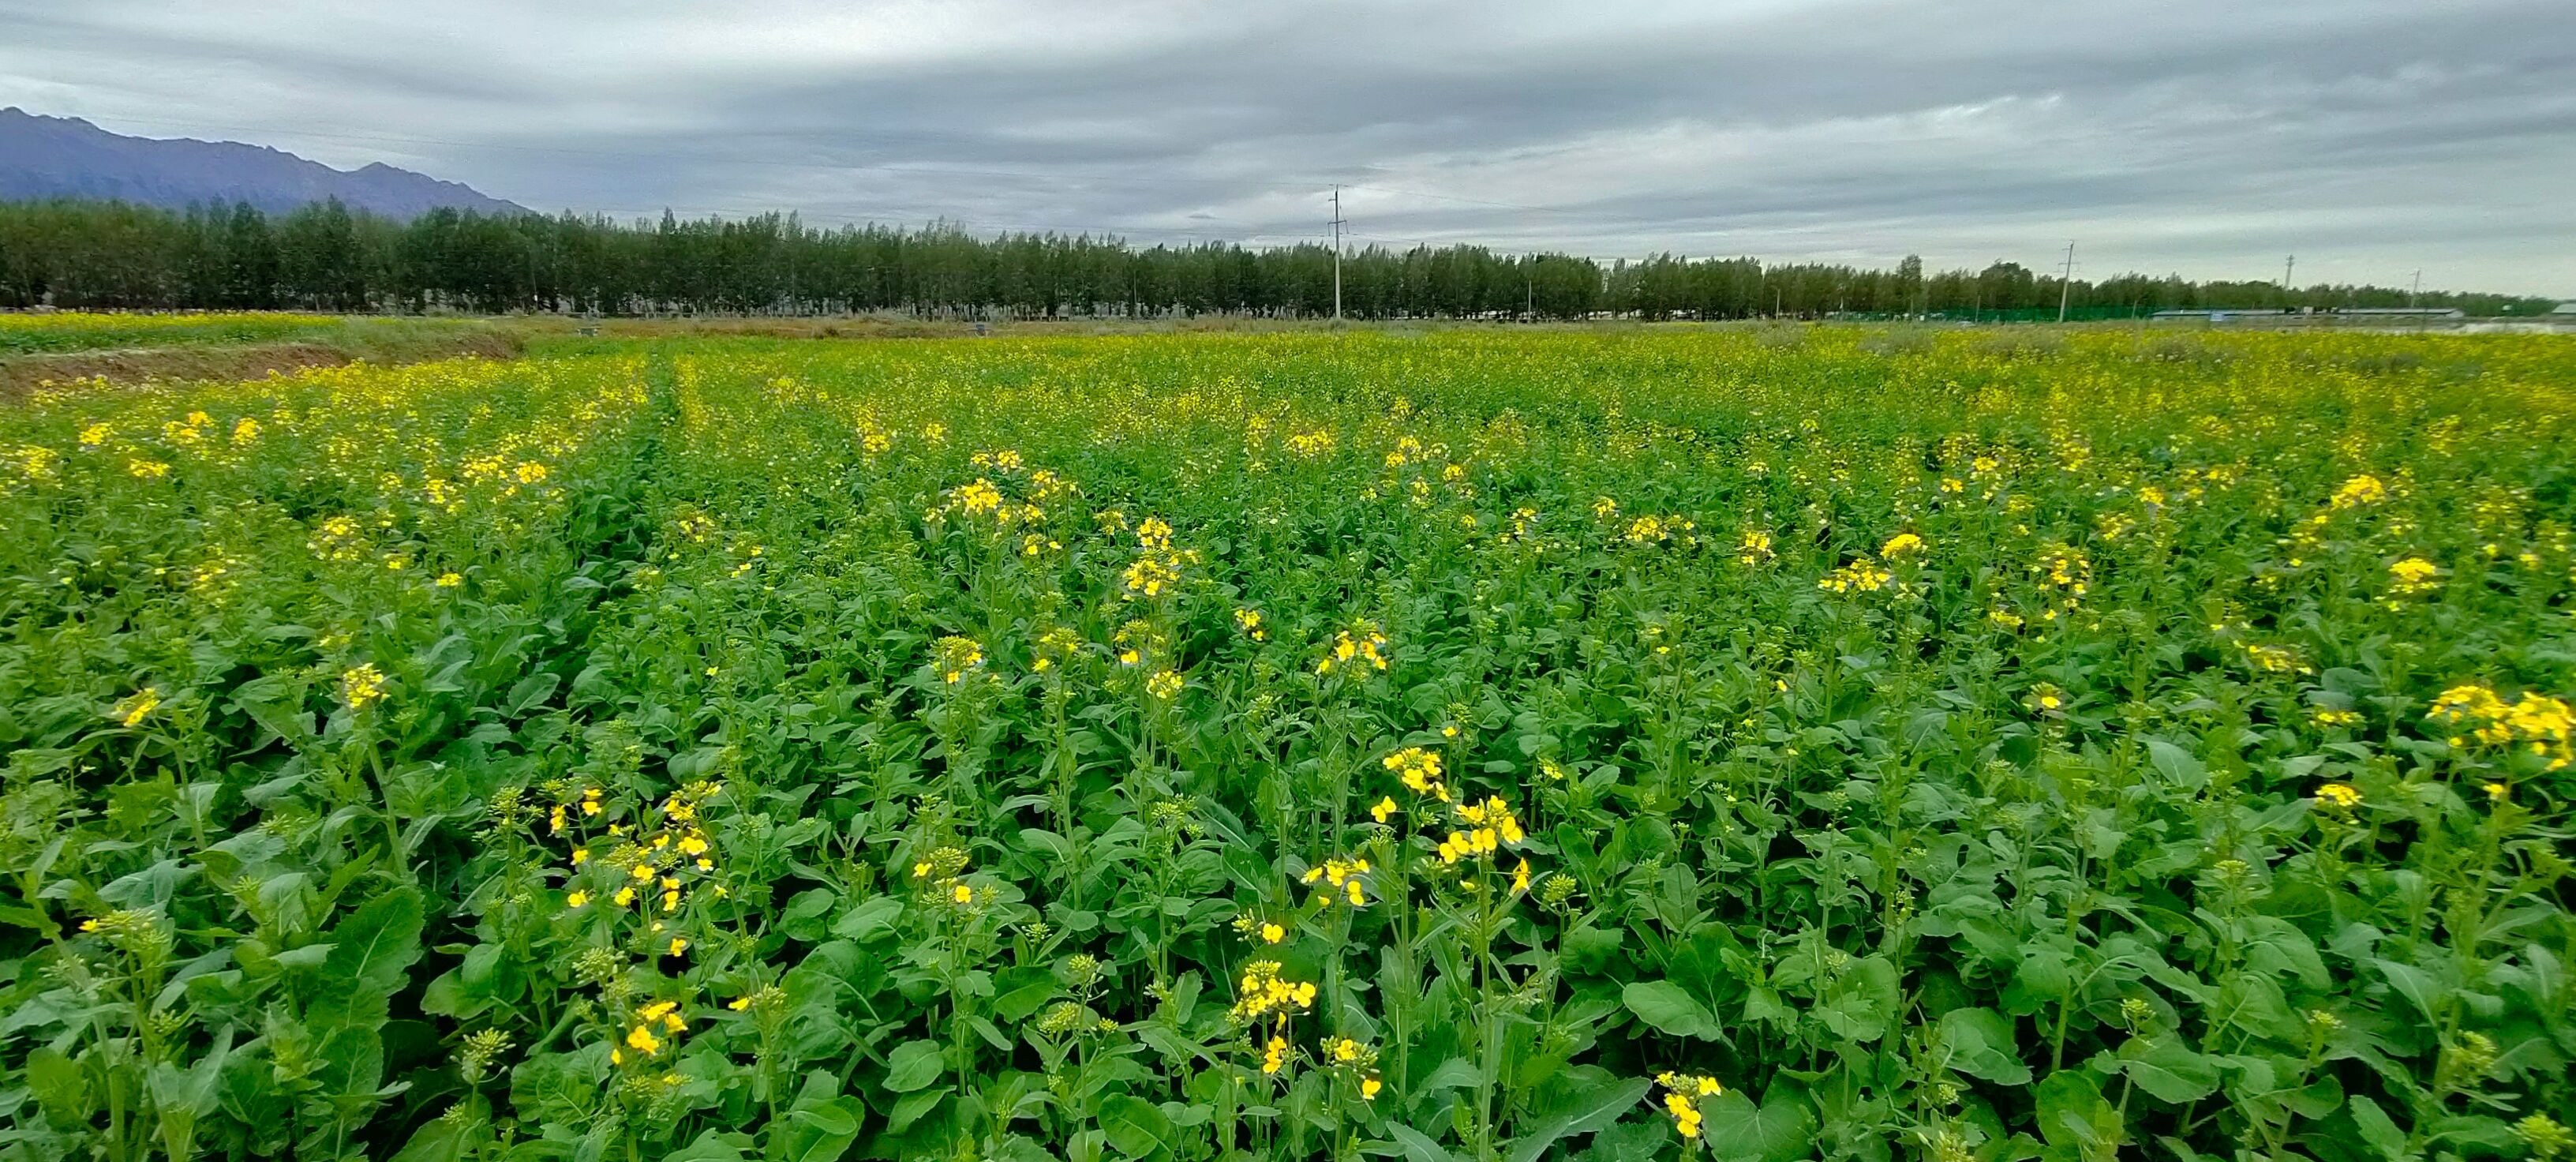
[2,325,2573,1162]
[0,309,347,354]
[2,195,2556,317]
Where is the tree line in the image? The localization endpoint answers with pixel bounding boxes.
[0,197,2554,320]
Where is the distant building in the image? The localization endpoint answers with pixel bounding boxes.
[2151,309,2287,321]
[2552,302,2576,321]
[2331,307,2464,319]
[2151,306,2465,325]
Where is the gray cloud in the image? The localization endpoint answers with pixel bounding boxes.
[2,0,2568,293]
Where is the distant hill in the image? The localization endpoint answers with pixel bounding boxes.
[0,107,526,218]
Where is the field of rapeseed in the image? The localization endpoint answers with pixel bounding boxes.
[0,313,350,355]
[2,324,2571,1162]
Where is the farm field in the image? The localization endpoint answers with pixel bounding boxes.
[0,313,365,355]
[0,312,522,399]
[2,324,2572,1162]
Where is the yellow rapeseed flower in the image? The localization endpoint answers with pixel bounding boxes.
[2388,557,2440,595]
[113,688,161,727]
[340,663,388,710]
[2329,474,2386,508]
[1383,747,1446,800]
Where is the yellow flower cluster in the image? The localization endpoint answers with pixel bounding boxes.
[2387,557,2441,596]
[1383,747,1447,801]
[550,786,605,835]
[932,635,986,684]
[2315,782,2363,813]
[1321,1036,1383,1098]
[308,514,369,562]
[1121,549,1198,598]
[560,782,724,920]
[1652,1072,1724,1138]
[614,999,687,1063]
[340,663,388,710]
[1302,855,1372,907]
[6,442,62,485]
[911,845,983,909]
[0,309,336,334]
[2430,683,2574,770]
[2329,473,2387,508]
[1880,532,1926,559]
[1227,959,1318,1031]
[1818,558,1892,594]
[2031,544,2091,598]
[2239,642,2310,676]
[1436,796,1526,865]
[112,688,161,727]
[1316,621,1391,675]
[1109,619,1170,667]
[1233,608,1267,641]
[1622,513,1696,545]
[954,478,1003,516]
[1107,517,1199,598]
[1032,625,1080,672]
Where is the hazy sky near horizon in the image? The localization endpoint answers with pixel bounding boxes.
[4,0,2570,294]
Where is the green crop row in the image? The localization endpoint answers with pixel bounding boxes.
[2,326,2570,1162]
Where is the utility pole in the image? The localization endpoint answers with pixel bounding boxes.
[2282,254,2295,292]
[1524,264,1533,320]
[1330,186,1346,322]
[2409,269,2421,308]
[2057,240,2076,324]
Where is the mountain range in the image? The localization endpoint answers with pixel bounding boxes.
[0,107,526,219]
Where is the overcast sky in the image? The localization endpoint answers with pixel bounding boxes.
[4,0,2570,294]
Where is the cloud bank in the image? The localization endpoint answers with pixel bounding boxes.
[3,0,2569,293]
